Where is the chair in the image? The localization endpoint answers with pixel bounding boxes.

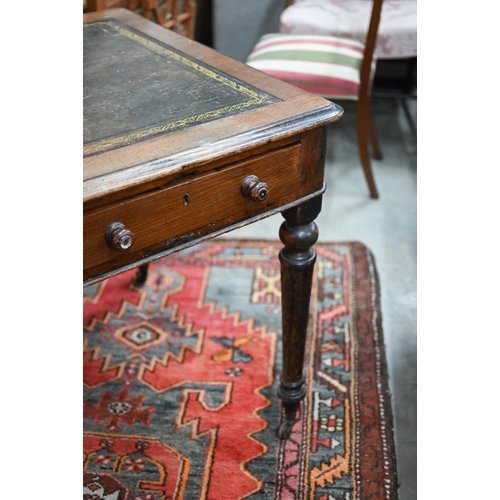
[141,0,197,40]
[84,0,140,14]
[246,0,399,199]
[280,0,417,108]
[84,0,197,41]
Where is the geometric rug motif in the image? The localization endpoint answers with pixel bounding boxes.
[84,240,398,499]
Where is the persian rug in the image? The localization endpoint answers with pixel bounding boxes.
[83,240,398,500]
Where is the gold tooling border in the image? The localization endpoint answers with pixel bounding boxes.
[83,20,271,156]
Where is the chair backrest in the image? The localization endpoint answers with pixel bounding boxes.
[141,0,197,40]
[84,0,197,40]
[84,0,140,13]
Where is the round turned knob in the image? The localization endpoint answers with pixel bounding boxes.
[105,222,135,251]
[241,175,270,202]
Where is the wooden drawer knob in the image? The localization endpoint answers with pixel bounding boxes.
[241,175,270,202]
[105,222,135,251]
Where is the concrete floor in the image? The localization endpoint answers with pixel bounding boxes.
[222,97,417,499]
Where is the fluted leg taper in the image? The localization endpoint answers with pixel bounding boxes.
[277,196,321,439]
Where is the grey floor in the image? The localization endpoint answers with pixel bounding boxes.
[221,98,417,499]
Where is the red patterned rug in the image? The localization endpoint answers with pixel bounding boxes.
[83,240,398,500]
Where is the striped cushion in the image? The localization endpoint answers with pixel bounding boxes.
[246,33,376,100]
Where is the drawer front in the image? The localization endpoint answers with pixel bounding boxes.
[84,143,307,279]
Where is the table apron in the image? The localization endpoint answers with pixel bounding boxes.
[84,141,325,283]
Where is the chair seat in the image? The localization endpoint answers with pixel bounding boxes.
[246,33,375,100]
[280,0,417,60]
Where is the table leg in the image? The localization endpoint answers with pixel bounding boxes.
[136,263,149,285]
[278,196,321,439]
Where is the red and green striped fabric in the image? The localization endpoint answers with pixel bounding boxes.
[246,33,376,99]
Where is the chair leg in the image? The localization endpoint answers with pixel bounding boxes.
[357,99,379,199]
[366,97,382,160]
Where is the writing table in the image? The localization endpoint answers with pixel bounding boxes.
[83,8,343,438]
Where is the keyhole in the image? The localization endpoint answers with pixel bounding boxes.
[183,193,190,206]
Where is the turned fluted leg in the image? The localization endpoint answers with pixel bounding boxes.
[278,196,321,439]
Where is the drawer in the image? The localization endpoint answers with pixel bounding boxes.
[84,143,306,278]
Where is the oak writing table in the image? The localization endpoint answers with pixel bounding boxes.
[83,9,343,438]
